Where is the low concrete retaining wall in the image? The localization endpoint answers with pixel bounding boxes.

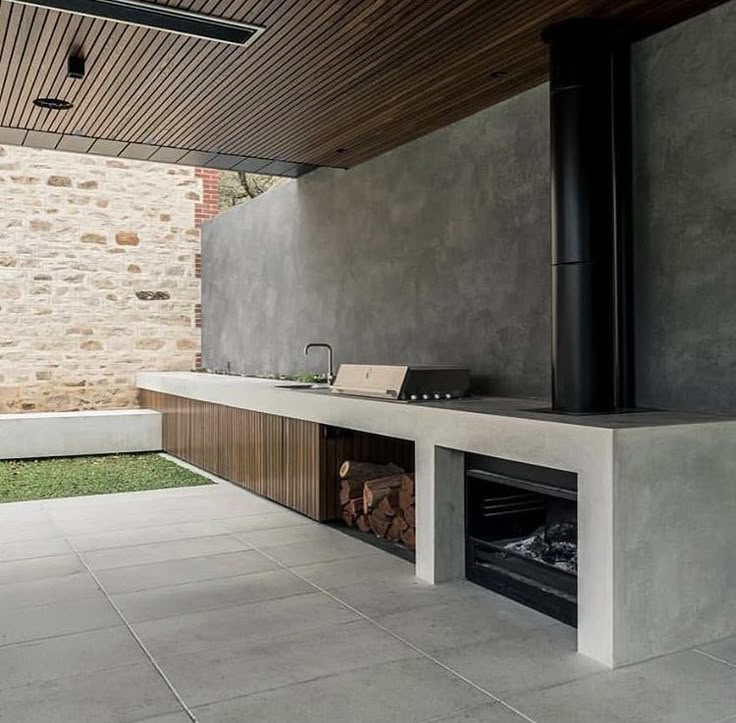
[0,409,162,460]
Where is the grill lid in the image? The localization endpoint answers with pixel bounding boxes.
[331,364,470,401]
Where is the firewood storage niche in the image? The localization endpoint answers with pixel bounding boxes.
[139,390,415,556]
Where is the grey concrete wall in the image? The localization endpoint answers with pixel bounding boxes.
[203,0,736,412]
[203,85,551,397]
[631,1,736,414]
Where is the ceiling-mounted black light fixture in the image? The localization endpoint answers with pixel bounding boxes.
[68,54,85,79]
[33,97,74,110]
[7,0,263,46]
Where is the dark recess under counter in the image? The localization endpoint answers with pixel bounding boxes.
[139,389,414,521]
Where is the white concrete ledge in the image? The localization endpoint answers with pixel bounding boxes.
[0,409,162,460]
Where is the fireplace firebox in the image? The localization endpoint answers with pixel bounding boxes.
[465,454,578,626]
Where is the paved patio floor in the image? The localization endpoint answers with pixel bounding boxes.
[1,465,735,723]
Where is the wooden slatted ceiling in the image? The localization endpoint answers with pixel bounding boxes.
[0,0,727,173]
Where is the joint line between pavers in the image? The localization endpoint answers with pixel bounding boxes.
[243,537,541,723]
[67,539,199,723]
[694,648,736,671]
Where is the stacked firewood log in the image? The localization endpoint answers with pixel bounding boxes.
[339,460,416,548]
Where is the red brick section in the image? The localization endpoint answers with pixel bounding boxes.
[194,168,220,227]
[193,169,216,369]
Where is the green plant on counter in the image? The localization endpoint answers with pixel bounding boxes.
[283,372,326,383]
[192,368,326,383]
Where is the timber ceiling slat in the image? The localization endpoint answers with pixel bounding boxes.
[20,15,86,128]
[324,59,551,170]
[36,18,102,132]
[166,0,384,150]
[9,10,56,128]
[326,0,725,168]
[104,0,307,143]
[189,0,564,159]
[180,0,473,153]
[0,4,16,108]
[280,4,574,162]
[53,24,151,134]
[250,0,290,25]
[113,39,228,143]
[105,0,250,141]
[0,5,28,126]
[0,0,727,172]
[43,20,121,133]
[18,13,71,128]
[89,29,183,139]
[226,0,574,163]
[134,0,332,149]
[2,6,43,128]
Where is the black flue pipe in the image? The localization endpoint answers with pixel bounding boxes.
[543,19,634,413]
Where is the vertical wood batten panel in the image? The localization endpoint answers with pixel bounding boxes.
[139,391,415,521]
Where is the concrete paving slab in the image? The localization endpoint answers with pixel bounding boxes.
[329,577,497,618]
[374,593,559,652]
[291,551,413,590]
[0,626,145,690]
[0,571,102,611]
[0,662,181,723]
[0,595,120,646]
[0,552,81,585]
[260,534,389,567]
[698,636,736,668]
[69,519,232,552]
[112,568,314,623]
[133,591,358,658]
[432,704,533,723]
[157,619,419,707]
[95,549,278,594]
[192,657,492,723]
[0,536,72,562]
[504,649,736,723]
[435,624,604,698]
[220,509,314,533]
[81,533,250,570]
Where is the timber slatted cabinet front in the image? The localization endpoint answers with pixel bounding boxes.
[140,390,329,520]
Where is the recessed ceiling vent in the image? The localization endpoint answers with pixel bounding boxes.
[9,0,263,46]
[33,97,73,110]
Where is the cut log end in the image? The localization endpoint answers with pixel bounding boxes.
[400,527,416,548]
[363,473,413,510]
[339,460,404,481]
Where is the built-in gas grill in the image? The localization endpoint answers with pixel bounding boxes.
[331,364,470,402]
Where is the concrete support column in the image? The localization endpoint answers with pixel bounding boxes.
[414,442,465,583]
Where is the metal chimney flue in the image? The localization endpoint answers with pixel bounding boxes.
[543,19,634,414]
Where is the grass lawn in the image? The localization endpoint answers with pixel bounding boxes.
[0,453,213,504]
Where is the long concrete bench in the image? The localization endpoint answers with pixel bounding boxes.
[0,409,162,460]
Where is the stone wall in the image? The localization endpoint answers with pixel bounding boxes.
[0,145,217,413]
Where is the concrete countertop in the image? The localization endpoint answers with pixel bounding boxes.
[136,371,729,433]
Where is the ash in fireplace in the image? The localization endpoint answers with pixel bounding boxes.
[504,522,577,574]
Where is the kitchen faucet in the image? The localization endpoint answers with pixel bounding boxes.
[304,342,334,385]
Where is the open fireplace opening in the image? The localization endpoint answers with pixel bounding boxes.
[465,453,578,626]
